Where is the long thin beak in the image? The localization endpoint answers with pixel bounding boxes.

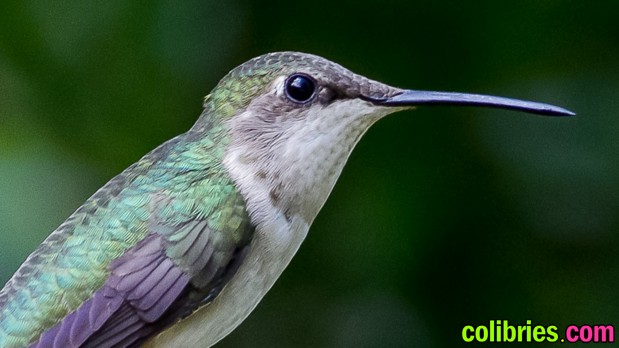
[371,90,575,116]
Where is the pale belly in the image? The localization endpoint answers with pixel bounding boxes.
[144,215,308,347]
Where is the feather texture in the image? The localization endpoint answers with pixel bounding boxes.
[0,104,253,347]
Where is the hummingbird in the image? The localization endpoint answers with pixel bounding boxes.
[0,52,573,348]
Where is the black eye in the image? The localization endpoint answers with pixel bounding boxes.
[285,74,316,103]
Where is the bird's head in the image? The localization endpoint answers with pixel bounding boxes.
[195,52,573,227]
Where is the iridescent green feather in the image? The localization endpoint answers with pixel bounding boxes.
[0,87,251,347]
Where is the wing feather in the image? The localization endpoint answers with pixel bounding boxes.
[30,201,252,347]
[1,133,253,347]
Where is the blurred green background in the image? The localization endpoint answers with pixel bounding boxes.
[0,1,616,347]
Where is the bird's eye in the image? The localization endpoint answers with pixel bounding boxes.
[284,74,316,103]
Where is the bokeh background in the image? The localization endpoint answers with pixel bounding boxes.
[0,1,616,347]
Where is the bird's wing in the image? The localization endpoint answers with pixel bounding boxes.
[0,135,253,347]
